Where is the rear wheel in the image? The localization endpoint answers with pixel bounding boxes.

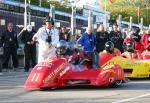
[40,87,57,90]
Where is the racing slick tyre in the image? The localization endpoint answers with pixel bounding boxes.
[40,87,57,90]
[109,80,123,88]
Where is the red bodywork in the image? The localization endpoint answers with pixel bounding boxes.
[24,57,125,89]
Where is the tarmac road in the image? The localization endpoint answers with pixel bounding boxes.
[0,70,150,103]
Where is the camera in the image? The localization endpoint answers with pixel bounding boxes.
[46,36,52,43]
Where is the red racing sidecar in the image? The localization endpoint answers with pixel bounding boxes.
[24,57,126,89]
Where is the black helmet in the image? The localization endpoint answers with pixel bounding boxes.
[56,40,67,56]
[105,41,114,52]
[126,41,134,52]
[66,41,75,50]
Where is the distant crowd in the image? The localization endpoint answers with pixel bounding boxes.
[0,15,150,75]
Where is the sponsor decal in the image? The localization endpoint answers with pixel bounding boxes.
[43,63,65,83]
[36,67,42,70]
[59,66,70,77]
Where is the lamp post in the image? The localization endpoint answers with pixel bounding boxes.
[70,0,77,39]
[24,0,27,28]
[28,0,31,25]
[140,17,143,30]
[88,10,93,28]
[39,0,41,7]
[49,4,55,22]
[129,16,132,30]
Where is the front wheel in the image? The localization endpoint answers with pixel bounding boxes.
[109,80,123,88]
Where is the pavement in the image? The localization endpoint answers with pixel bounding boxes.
[0,68,29,78]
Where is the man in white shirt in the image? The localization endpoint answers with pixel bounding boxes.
[32,16,59,63]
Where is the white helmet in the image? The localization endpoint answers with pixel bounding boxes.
[27,25,32,32]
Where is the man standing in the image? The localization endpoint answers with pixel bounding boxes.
[80,27,100,68]
[20,25,36,72]
[32,16,59,63]
[0,22,18,71]
[109,23,124,52]
[80,27,96,52]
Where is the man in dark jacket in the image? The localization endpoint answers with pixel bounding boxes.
[20,25,36,72]
[109,23,123,52]
[0,22,18,71]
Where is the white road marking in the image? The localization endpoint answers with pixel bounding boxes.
[112,93,150,103]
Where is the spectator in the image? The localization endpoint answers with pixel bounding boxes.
[109,23,124,52]
[62,27,70,41]
[57,27,64,41]
[32,16,59,63]
[0,22,18,71]
[96,24,109,53]
[20,25,36,72]
[80,27,96,52]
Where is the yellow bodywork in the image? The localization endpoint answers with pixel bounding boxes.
[102,56,150,78]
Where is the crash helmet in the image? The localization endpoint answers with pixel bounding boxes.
[126,41,134,52]
[56,40,67,56]
[26,25,32,32]
[66,41,75,50]
[105,41,114,53]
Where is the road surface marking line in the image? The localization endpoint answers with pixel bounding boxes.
[112,93,150,103]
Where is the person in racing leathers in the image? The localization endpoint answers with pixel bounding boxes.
[56,40,100,68]
[121,41,142,59]
[99,41,121,65]
[56,40,68,58]
[100,41,121,56]
[56,40,84,65]
[141,27,150,49]
[141,37,150,59]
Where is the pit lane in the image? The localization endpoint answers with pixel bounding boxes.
[0,72,150,103]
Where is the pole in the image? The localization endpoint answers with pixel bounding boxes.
[24,0,27,28]
[104,0,107,31]
[140,17,143,30]
[137,7,140,24]
[88,10,93,28]
[118,14,122,30]
[129,16,132,30]
[28,0,31,25]
[71,5,74,36]
[39,0,41,7]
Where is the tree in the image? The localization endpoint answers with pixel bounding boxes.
[101,0,150,26]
